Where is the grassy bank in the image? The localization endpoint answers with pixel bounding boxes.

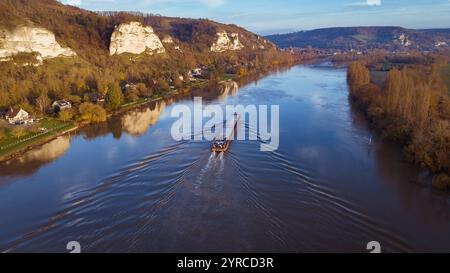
[0,119,76,161]
[0,78,214,161]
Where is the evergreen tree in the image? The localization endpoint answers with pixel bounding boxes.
[105,82,123,110]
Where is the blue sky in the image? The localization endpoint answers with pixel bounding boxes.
[61,0,450,35]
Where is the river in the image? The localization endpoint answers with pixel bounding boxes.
[1,64,449,252]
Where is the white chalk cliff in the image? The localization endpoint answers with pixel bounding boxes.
[109,22,165,55]
[397,33,411,47]
[0,26,76,62]
[210,31,244,52]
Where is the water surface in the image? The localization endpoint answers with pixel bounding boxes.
[1,64,449,252]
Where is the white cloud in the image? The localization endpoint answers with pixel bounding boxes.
[200,0,225,7]
[346,0,382,7]
[367,0,381,6]
[65,0,82,6]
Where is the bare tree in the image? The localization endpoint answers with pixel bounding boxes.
[35,94,50,114]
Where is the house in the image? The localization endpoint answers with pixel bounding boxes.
[188,68,203,81]
[191,68,202,77]
[52,99,72,112]
[162,36,174,44]
[89,93,105,103]
[5,107,29,124]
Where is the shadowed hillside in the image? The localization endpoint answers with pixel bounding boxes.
[267,27,450,51]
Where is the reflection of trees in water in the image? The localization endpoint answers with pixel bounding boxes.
[109,117,123,139]
[78,99,173,141]
[0,136,70,176]
[121,100,166,137]
[80,121,111,140]
[348,90,450,224]
[217,81,239,100]
[373,138,450,225]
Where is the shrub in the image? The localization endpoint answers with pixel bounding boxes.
[78,103,107,123]
[126,92,139,103]
[157,79,170,91]
[11,127,26,139]
[68,95,82,104]
[0,128,7,140]
[28,124,40,134]
[58,108,76,122]
[432,174,450,191]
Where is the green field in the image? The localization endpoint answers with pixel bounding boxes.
[351,34,374,43]
[0,118,75,158]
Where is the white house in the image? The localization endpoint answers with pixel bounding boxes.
[5,107,29,124]
[162,36,174,44]
[52,99,72,112]
[188,68,203,79]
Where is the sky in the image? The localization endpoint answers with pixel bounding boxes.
[60,0,450,35]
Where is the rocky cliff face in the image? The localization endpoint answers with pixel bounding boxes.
[0,26,76,62]
[109,22,165,56]
[210,31,244,52]
[397,33,412,46]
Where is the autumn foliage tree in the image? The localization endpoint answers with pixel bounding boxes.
[58,108,77,122]
[11,127,26,139]
[347,62,371,91]
[347,60,450,186]
[347,62,381,111]
[78,103,107,123]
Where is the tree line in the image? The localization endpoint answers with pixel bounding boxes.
[347,59,450,190]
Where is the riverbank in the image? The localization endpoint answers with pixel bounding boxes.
[0,121,78,162]
[0,92,186,163]
[0,62,298,163]
[347,61,450,191]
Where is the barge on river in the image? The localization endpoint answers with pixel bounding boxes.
[211,113,240,152]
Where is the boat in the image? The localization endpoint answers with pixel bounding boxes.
[211,113,240,152]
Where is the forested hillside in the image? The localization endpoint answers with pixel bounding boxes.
[0,0,293,115]
[267,27,450,51]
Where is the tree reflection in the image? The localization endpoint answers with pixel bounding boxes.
[0,136,70,177]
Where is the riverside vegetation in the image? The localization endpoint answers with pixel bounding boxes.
[347,54,450,190]
[0,0,298,159]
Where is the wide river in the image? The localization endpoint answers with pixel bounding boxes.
[1,64,449,253]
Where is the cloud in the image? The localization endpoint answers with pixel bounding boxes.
[65,0,82,6]
[200,0,225,7]
[367,0,381,6]
[346,0,382,7]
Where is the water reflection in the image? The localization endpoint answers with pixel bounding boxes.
[0,80,243,178]
[0,136,70,177]
[217,81,239,100]
[1,65,449,252]
[122,101,166,137]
